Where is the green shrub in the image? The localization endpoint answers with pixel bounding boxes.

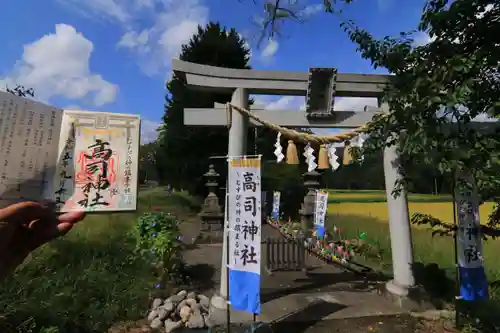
[131,212,183,293]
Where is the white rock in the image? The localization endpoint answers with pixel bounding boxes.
[163,300,175,312]
[150,318,163,330]
[185,298,197,306]
[179,305,192,322]
[186,310,205,329]
[203,314,214,328]
[147,309,159,322]
[177,290,188,298]
[190,303,201,313]
[187,291,197,299]
[166,294,184,306]
[157,307,169,321]
[152,298,163,310]
[176,299,187,313]
[197,294,210,308]
[164,319,183,333]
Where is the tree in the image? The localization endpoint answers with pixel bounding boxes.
[250,0,500,228]
[138,142,160,184]
[160,22,253,194]
[339,0,500,229]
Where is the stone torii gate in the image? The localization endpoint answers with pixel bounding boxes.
[171,58,415,307]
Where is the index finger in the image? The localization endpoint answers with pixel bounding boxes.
[0,201,52,224]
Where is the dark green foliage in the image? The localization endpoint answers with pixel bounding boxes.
[337,1,500,208]
[138,142,160,184]
[159,22,252,195]
[131,212,183,291]
[261,163,305,220]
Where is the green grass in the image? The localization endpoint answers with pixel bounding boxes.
[0,188,201,333]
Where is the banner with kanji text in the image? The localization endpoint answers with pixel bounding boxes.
[227,157,262,314]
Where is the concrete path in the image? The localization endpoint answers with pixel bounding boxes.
[183,225,405,326]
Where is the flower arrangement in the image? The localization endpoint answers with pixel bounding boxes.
[265,216,366,265]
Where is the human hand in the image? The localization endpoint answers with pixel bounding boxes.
[0,201,85,279]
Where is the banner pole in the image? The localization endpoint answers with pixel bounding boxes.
[225,178,231,333]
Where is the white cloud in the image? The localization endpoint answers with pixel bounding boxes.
[59,0,209,76]
[413,31,436,46]
[266,96,299,109]
[334,97,378,111]
[56,0,131,23]
[118,1,209,76]
[158,17,201,56]
[140,119,162,144]
[260,39,279,60]
[253,95,377,112]
[118,30,150,50]
[64,104,82,110]
[0,24,118,106]
[253,95,302,110]
[297,4,323,17]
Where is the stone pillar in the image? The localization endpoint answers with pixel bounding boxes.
[299,170,322,235]
[199,164,224,232]
[383,144,416,296]
[383,142,416,298]
[212,88,249,310]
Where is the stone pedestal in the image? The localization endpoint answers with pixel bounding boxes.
[199,164,224,232]
[299,170,322,235]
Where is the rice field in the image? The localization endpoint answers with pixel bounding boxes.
[325,189,500,290]
[327,190,496,226]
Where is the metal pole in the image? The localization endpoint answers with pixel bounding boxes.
[451,176,461,328]
[226,211,231,333]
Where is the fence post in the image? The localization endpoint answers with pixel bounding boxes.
[264,236,308,274]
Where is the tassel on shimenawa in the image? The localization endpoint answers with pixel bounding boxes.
[317,144,329,169]
[286,140,299,164]
[343,141,353,165]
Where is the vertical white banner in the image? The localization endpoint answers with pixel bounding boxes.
[228,157,262,313]
[455,171,483,268]
[455,169,488,301]
[272,191,281,219]
[314,190,328,238]
[228,158,261,273]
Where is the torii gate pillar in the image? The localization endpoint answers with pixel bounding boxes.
[381,113,416,299]
[211,88,249,310]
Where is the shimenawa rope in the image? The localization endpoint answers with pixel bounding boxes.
[225,103,389,145]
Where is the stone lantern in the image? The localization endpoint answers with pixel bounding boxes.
[199,164,224,232]
[299,169,322,234]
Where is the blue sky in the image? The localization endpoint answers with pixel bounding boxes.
[0,0,431,142]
